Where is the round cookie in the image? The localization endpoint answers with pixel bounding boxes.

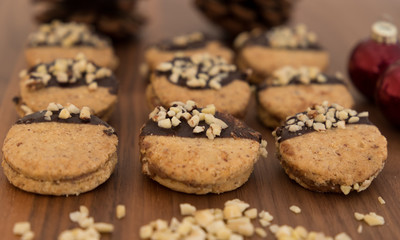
[2,104,118,196]
[145,32,234,70]
[257,66,354,128]
[273,102,387,194]
[235,25,329,83]
[15,54,118,121]
[25,20,117,69]
[147,53,251,118]
[139,100,268,194]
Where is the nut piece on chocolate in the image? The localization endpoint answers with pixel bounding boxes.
[2,103,118,196]
[235,25,329,83]
[273,102,387,194]
[139,100,267,194]
[257,66,354,128]
[147,54,251,118]
[25,20,117,69]
[145,32,234,71]
[15,54,118,121]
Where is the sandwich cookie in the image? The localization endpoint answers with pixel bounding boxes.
[145,32,234,71]
[235,25,329,83]
[15,54,118,121]
[2,104,118,196]
[257,66,354,128]
[139,100,268,194]
[273,102,387,194]
[25,20,117,69]
[147,53,251,118]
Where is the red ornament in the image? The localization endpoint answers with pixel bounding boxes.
[348,21,400,100]
[376,60,400,126]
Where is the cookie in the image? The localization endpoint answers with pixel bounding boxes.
[147,53,251,118]
[15,54,118,121]
[139,100,268,194]
[25,20,117,69]
[2,104,118,196]
[257,66,354,128]
[235,25,329,83]
[273,102,387,194]
[145,32,234,70]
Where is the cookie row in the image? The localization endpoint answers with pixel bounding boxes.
[143,27,355,129]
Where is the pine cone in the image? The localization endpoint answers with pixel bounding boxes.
[194,0,293,36]
[32,0,144,40]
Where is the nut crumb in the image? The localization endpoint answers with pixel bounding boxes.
[116,205,126,219]
[289,205,301,214]
[378,196,386,205]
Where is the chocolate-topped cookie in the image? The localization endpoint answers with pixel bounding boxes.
[235,25,329,83]
[2,103,118,196]
[146,53,251,118]
[139,100,268,194]
[15,53,118,121]
[257,66,354,128]
[25,20,117,69]
[273,102,387,194]
[145,32,234,71]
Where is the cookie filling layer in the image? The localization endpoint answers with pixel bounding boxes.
[235,24,322,50]
[140,100,261,142]
[22,55,117,94]
[273,102,372,143]
[16,103,116,136]
[155,55,246,90]
[27,20,110,48]
[154,32,210,51]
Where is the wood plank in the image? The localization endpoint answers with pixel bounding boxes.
[0,0,399,239]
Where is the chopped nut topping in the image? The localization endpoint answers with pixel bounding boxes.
[59,109,71,119]
[79,106,91,120]
[148,100,229,140]
[23,54,113,92]
[156,54,239,90]
[340,185,352,195]
[269,66,336,86]
[267,24,319,49]
[276,103,370,137]
[28,20,109,48]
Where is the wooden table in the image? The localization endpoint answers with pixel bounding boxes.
[1,0,399,239]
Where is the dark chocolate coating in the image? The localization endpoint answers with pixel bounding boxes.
[16,109,116,136]
[275,110,373,143]
[29,62,118,95]
[242,33,322,50]
[155,57,247,90]
[257,75,346,91]
[140,111,261,142]
[153,36,212,51]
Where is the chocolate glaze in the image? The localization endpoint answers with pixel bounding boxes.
[275,111,373,143]
[16,109,116,136]
[154,36,212,51]
[242,33,322,50]
[140,111,261,142]
[155,57,247,90]
[257,75,346,91]
[29,62,118,95]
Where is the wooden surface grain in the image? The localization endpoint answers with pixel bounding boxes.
[1,0,400,239]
